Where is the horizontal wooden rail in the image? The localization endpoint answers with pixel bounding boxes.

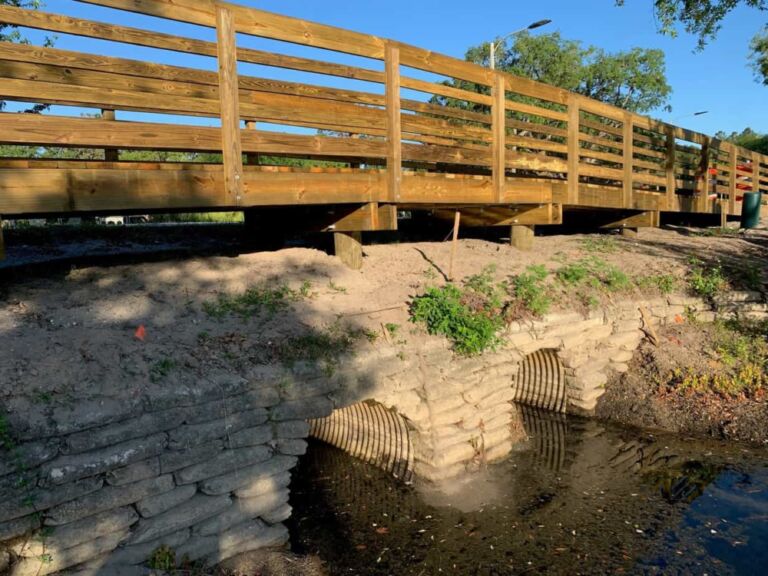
[0,0,765,222]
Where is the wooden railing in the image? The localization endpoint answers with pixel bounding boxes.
[0,0,766,219]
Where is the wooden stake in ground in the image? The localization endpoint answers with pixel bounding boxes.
[448,210,461,281]
[639,306,659,346]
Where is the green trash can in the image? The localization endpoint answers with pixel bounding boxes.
[740,192,762,229]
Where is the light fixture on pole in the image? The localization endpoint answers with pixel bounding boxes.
[489,19,552,70]
[672,110,709,122]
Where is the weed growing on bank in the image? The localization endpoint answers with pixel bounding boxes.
[661,319,768,400]
[409,257,691,355]
[687,258,727,300]
[203,281,313,321]
[508,265,552,317]
[277,321,361,375]
[409,266,506,356]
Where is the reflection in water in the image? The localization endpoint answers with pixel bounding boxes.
[289,408,768,575]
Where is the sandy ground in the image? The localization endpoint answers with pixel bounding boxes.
[1,224,768,416]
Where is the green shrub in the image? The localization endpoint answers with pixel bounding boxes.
[409,277,504,356]
[509,265,552,317]
[687,258,727,299]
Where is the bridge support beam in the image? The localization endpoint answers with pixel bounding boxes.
[598,210,660,231]
[431,204,561,228]
[334,231,363,270]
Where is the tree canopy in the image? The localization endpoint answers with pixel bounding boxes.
[616,0,768,84]
[716,127,768,154]
[443,32,672,114]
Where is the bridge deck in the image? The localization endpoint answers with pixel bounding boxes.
[0,0,766,229]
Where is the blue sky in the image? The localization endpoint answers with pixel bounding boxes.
[11,0,768,135]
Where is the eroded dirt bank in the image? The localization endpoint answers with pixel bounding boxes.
[597,321,768,445]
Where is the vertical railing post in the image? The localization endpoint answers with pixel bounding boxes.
[665,124,676,209]
[566,94,580,205]
[385,43,401,203]
[215,5,244,206]
[753,152,761,193]
[622,112,634,209]
[101,109,119,162]
[698,135,711,213]
[492,73,506,203]
[728,145,737,215]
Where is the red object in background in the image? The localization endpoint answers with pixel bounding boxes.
[134,325,146,341]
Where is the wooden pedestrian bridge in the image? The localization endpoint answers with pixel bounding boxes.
[0,0,767,250]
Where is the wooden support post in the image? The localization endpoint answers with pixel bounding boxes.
[101,109,119,162]
[385,43,401,203]
[492,74,506,203]
[511,225,535,251]
[448,210,461,281]
[699,136,711,213]
[244,120,260,166]
[215,5,244,206]
[621,227,639,238]
[665,124,676,209]
[567,95,580,205]
[334,231,363,271]
[720,201,728,228]
[0,215,5,261]
[754,152,761,193]
[622,112,634,209]
[729,145,738,216]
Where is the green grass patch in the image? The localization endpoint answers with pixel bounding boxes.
[150,358,177,383]
[153,212,244,224]
[277,322,357,374]
[384,323,401,336]
[556,257,631,293]
[636,274,678,295]
[580,235,620,254]
[203,281,311,321]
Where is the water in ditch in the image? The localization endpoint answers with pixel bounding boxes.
[288,408,768,575]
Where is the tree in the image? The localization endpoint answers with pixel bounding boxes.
[751,27,768,83]
[1,0,52,113]
[439,33,672,114]
[715,127,768,153]
[616,0,768,84]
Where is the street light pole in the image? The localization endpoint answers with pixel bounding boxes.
[489,19,552,70]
